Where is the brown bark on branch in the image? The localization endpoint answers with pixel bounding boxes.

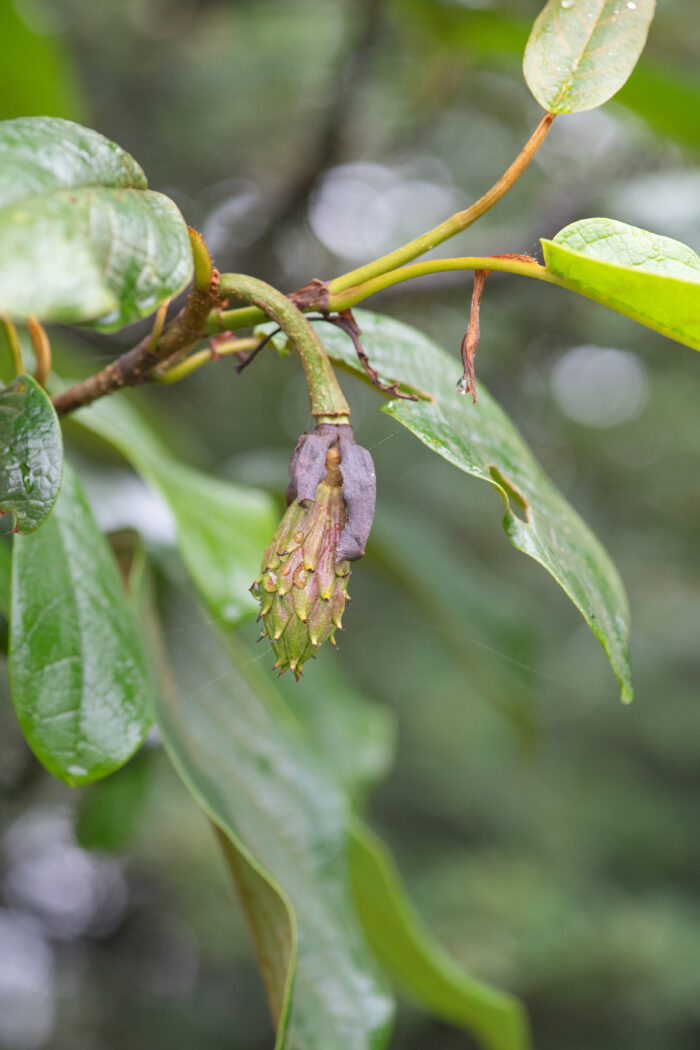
[52,281,224,417]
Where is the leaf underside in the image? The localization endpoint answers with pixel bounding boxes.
[523,0,656,114]
[543,217,700,351]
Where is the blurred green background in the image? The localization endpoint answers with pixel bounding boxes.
[1,1,699,1048]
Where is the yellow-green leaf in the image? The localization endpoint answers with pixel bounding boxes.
[542,218,700,351]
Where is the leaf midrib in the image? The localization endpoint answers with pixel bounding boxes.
[551,0,608,108]
[53,496,91,772]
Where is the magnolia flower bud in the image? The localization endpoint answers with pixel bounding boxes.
[252,425,376,678]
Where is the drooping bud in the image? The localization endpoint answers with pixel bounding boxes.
[252,425,376,678]
[287,423,376,558]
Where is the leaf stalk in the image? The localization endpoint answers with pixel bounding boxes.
[327,111,555,296]
[216,274,350,422]
[0,317,25,378]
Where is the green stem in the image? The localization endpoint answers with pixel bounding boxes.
[207,254,561,337]
[327,111,555,296]
[217,274,350,421]
[176,256,560,386]
[330,255,563,309]
[154,336,260,384]
[0,317,25,378]
[205,304,263,335]
[205,114,554,340]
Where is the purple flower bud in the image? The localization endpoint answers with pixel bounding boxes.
[336,435,376,561]
[287,422,375,562]
[252,424,377,678]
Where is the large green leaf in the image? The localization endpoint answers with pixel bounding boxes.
[0,117,192,329]
[0,374,62,533]
[350,821,530,1050]
[543,218,700,351]
[0,117,145,205]
[74,532,158,850]
[169,612,528,1050]
[71,393,278,625]
[268,608,530,1050]
[318,311,632,702]
[0,538,10,617]
[9,461,154,785]
[523,0,655,114]
[156,614,394,1050]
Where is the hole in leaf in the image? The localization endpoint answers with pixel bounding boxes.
[489,466,530,523]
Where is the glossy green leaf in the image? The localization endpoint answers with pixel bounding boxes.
[0,117,192,329]
[523,0,655,114]
[319,310,632,703]
[350,821,531,1050]
[543,218,700,351]
[0,374,63,533]
[75,534,158,851]
[160,608,527,1050]
[156,615,394,1050]
[9,461,154,785]
[0,537,10,617]
[272,621,529,1050]
[72,393,278,625]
